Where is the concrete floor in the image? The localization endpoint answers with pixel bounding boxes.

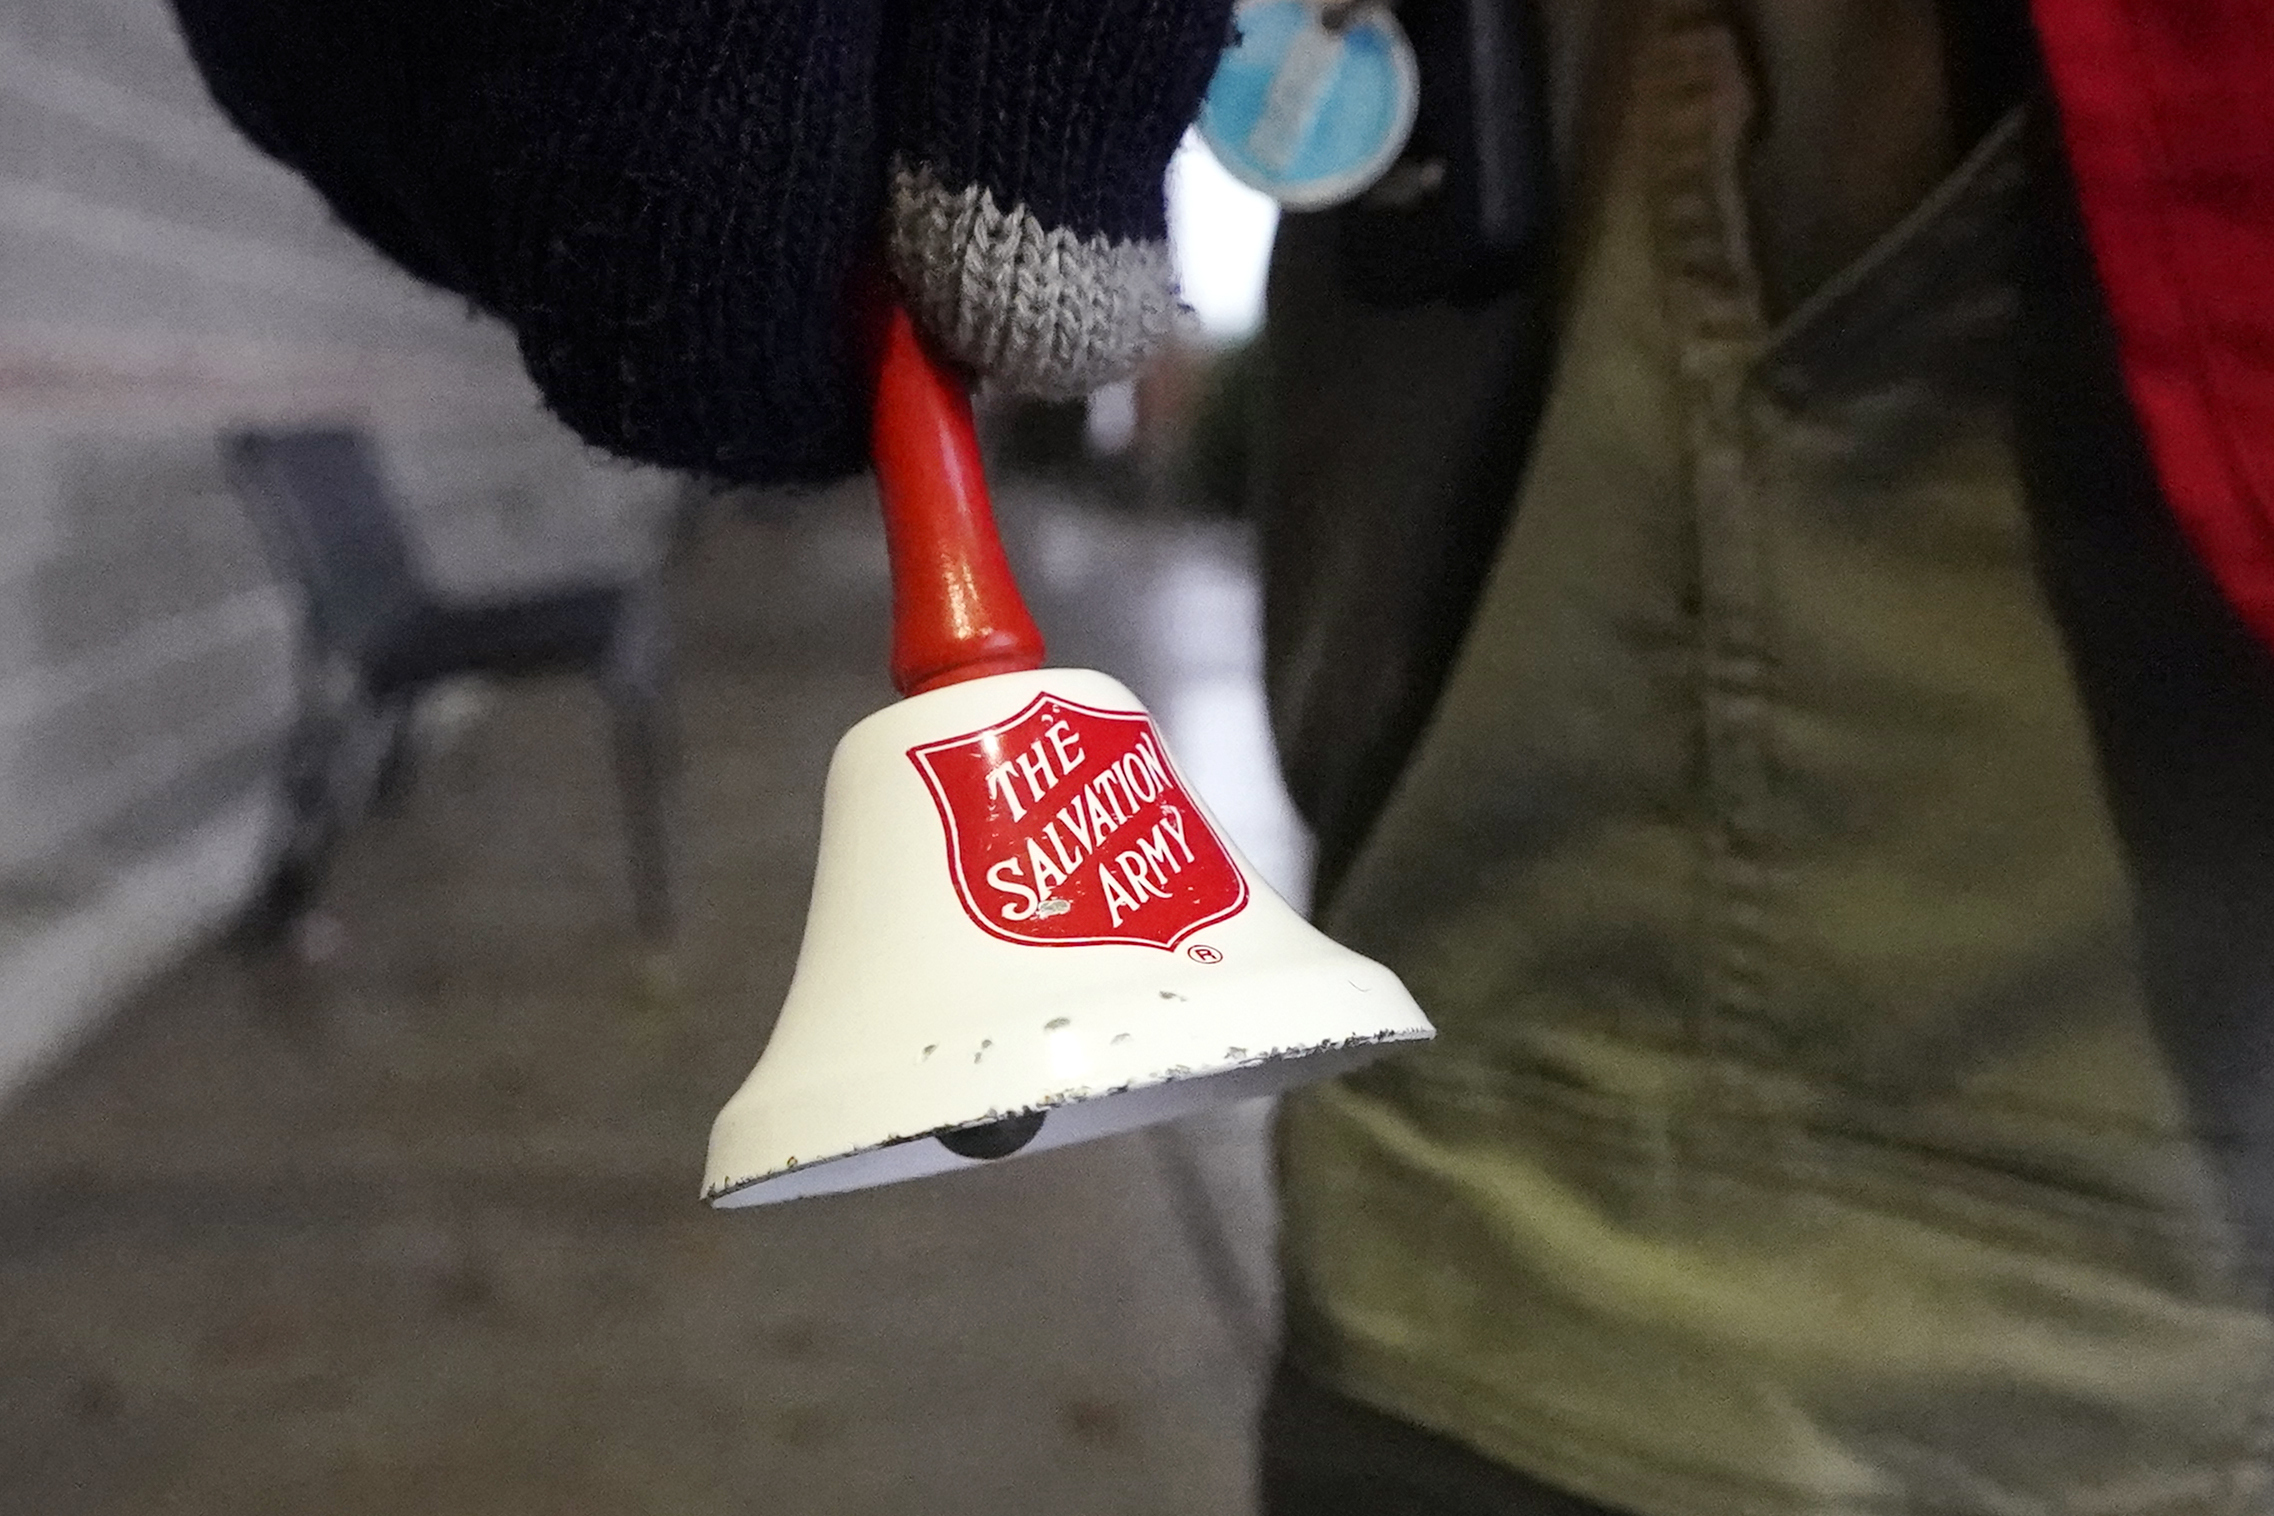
[0,484,1296,1515]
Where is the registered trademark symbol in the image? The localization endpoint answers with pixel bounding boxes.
[1186,943,1223,965]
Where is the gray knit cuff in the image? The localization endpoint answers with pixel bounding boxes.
[885,158,1185,400]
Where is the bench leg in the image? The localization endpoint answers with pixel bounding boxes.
[603,590,678,946]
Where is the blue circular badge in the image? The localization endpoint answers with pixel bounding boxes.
[1197,0,1420,211]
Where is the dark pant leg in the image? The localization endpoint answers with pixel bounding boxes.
[1260,1364,1636,1516]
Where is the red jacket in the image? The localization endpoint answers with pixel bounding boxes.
[2037,0,2274,656]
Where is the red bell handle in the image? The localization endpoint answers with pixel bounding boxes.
[870,301,1047,697]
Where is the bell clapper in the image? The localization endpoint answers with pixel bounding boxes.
[936,1110,1049,1160]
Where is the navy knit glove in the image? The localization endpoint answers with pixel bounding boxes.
[886,0,1234,399]
[169,0,1233,485]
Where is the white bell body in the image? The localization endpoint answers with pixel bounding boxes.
[703,668,1432,1207]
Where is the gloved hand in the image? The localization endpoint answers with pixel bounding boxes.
[169,0,1234,484]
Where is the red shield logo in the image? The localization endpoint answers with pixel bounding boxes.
[909,694,1249,949]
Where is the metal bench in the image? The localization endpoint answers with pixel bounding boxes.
[225,427,676,946]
